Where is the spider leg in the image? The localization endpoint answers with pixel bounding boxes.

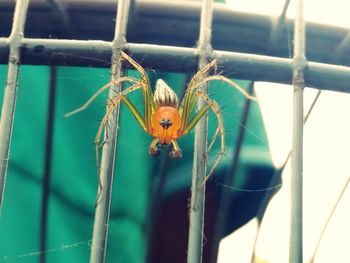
[148,139,182,159]
[64,76,140,118]
[181,90,225,183]
[149,138,160,156]
[120,51,149,84]
[187,59,217,89]
[179,61,256,132]
[188,75,257,101]
[95,84,143,176]
[178,61,217,130]
[169,140,182,159]
[195,91,225,183]
[119,51,154,129]
[208,115,221,152]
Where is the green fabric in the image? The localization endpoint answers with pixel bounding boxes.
[0,63,271,262]
[1,65,50,262]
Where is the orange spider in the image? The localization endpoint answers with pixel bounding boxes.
[65,52,255,180]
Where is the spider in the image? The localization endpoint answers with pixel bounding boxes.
[65,52,256,181]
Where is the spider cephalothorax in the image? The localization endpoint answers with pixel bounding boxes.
[150,79,182,156]
[65,52,255,181]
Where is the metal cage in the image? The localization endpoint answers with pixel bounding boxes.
[1,0,350,262]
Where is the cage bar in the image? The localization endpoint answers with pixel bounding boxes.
[290,0,306,261]
[332,32,350,63]
[0,0,29,213]
[210,81,255,263]
[187,1,213,263]
[267,0,291,47]
[0,0,349,262]
[46,0,73,37]
[39,2,70,261]
[206,5,289,262]
[249,89,321,261]
[1,39,350,92]
[39,66,57,263]
[89,0,131,262]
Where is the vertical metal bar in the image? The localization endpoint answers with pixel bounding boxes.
[89,0,131,262]
[268,0,291,47]
[40,66,57,263]
[146,74,191,263]
[187,1,213,263]
[210,81,254,263]
[332,31,350,63]
[145,148,170,263]
[45,0,73,37]
[290,0,306,261]
[0,0,29,213]
[251,90,320,261]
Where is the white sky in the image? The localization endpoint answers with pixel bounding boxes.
[218,0,350,262]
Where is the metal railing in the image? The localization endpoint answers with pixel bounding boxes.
[0,0,348,262]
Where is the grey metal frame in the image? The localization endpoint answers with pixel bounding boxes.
[1,39,350,92]
[89,0,131,262]
[0,0,29,213]
[291,0,306,261]
[0,0,345,262]
[187,1,213,262]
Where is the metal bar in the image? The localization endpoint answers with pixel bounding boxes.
[210,81,254,263]
[45,0,73,37]
[146,73,191,263]
[40,66,57,263]
[187,1,213,263]
[1,0,347,59]
[251,90,321,261]
[267,0,291,47]
[290,0,306,261]
[145,148,170,263]
[331,31,350,63]
[0,0,29,214]
[1,39,350,93]
[89,0,131,262]
[276,90,321,172]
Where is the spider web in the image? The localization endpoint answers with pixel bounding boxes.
[1,240,91,262]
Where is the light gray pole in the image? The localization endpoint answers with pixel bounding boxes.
[187,0,213,263]
[290,0,306,261]
[0,0,29,213]
[89,0,131,262]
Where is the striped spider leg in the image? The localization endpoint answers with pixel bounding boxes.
[65,51,257,187]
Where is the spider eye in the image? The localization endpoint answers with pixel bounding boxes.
[159,118,172,129]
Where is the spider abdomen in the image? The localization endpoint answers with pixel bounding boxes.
[154,79,179,108]
[151,106,181,144]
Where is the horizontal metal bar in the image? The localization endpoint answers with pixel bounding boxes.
[2,0,349,66]
[0,38,350,93]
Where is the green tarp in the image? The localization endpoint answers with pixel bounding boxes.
[0,63,271,262]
